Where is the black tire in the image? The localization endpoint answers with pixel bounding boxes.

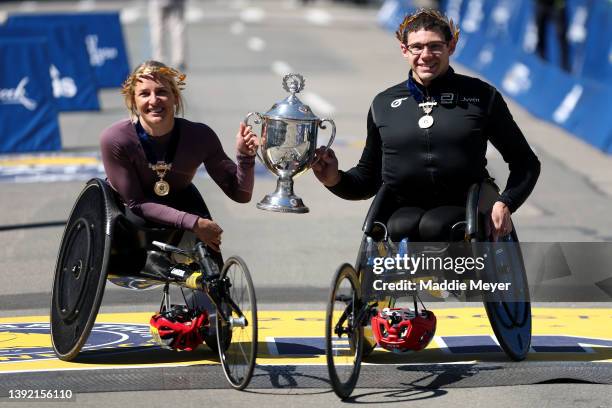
[216,256,257,390]
[325,263,363,400]
[477,230,532,361]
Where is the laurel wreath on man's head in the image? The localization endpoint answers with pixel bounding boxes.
[395,8,460,46]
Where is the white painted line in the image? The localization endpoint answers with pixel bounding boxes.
[266,336,279,356]
[247,37,266,52]
[305,8,333,26]
[0,11,7,25]
[433,336,452,354]
[230,21,245,35]
[240,7,265,23]
[271,61,293,76]
[186,6,204,23]
[120,6,142,24]
[302,91,336,116]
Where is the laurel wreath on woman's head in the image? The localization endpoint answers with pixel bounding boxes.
[121,65,186,97]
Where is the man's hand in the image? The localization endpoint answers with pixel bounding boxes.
[312,146,341,187]
[236,122,258,156]
[490,201,512,241]
[194,218,223,252]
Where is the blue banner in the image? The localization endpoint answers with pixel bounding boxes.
[0,24,100,112]
[577,0,612,83]
[0,38,61,153]
[7,12,130,88]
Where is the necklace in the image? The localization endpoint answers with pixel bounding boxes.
[418,97,437,129]
[136,121,181,196]
[150,162,172,196]
[407,74,437,129]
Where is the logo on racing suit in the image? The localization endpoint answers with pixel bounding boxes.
[440,93,456,105]
[0,78,37,111]
[391,97,409,108]
[85,35,118,67]
[0,322,154,363]
[460,96,480,103]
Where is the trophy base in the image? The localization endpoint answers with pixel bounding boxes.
[256,177,309,213]
[257,193,309,213]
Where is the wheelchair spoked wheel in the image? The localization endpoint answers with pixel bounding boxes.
[481,230,532,361]
[325,263,364,400]
[216,256,258,390]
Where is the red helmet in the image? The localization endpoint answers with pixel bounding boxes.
[371,307,436,353]
[149,305,209,351]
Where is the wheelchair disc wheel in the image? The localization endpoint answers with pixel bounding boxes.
[216,256,257,390]
[51,180,111,361]
[325,263,363,399]
[479,231,532,361]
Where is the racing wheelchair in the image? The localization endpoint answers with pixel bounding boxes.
[325,180,531,399]
[50,178,257,390]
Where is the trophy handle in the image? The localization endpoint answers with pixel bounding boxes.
[244,112,265,163]
[311,118,336,165]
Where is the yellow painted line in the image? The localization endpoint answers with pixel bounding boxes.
[0,308,611,373]
[0,157,100,167]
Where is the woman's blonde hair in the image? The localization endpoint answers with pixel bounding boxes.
[121,60,186,119]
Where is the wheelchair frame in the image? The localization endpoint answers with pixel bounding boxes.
[50,178,258,390]
[325,180,532,399]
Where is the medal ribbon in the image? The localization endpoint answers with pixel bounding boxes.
[135,120,181,166]
[406,73,426,103]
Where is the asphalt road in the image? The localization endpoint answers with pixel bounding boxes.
[1,0,611,407]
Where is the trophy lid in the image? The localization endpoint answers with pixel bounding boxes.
[264,73,319,121]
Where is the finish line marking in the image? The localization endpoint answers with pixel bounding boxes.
[0,308,610,374]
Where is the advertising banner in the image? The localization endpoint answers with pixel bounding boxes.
[7,12,130,88]
[0,24,100,111]
[0,38,61,153]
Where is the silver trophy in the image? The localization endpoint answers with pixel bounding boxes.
[244,73,335,213]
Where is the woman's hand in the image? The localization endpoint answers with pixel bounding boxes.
[236,122,259,156]
[312,146,341,187]
[490,201,513,241]
[194,218,223,252]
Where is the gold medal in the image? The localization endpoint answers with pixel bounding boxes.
[154,180,170,196]
[150,162,172,196]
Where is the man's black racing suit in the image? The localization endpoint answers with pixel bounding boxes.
[327,67,540,241]
[328,67,540,215]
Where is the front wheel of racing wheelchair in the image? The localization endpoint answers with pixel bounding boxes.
[51,178,258,390]
[325,180,532,399]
